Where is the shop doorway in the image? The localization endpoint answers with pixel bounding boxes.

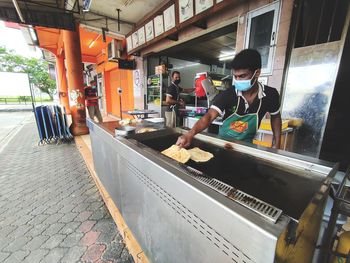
[145,23,237,117]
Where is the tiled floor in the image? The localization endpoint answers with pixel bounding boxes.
[0,117,133,263]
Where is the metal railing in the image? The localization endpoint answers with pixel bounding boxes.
[0,97,30,105]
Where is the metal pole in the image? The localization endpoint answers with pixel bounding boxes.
[119,93,122,119]
[12,0,25,23]
[116,9,121,32]
[32,85,37,104]
[29,81,35,112]
[118,87,122,119]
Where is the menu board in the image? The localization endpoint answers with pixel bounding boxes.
[138,27,146,45]
[132,31,139,48]
[145,20,154,42]
[195,0,213,14]
[179,0,194,23]
[163,4,176,31]
[126,36,132,52]
[154,15,164,37]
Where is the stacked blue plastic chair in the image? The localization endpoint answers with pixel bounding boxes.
[34,105,74,145]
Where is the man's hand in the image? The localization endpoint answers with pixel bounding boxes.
[176,109,220,148]
[224,143,234,150]
[176,133,193,148]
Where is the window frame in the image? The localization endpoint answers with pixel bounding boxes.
[244,1,281,76]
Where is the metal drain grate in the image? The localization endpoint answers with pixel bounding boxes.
[226,188,283,223]
[183,166,282,223]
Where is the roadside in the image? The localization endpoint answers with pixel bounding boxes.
[0,111,33,153]
[0,104,34,112]
[0,100,57,112]
[0,117,133,263]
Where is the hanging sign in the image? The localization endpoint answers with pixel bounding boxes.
[145,20,154,42]
[138,27,146,45]
[195,0,213,14]
[164,4,176,31]
[154,15,164,37]
[132,31,139,48]
[179,0,194,23]
[126,36,133,52]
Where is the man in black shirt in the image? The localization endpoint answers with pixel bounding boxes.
[165,71,190,127]
[177,49,282,148]
[85,80,103,123]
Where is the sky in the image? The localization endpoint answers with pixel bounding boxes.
[0,20,42,58]
[0,72,30,96]
[0,21,43,96]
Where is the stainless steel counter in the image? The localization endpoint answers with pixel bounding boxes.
[87,119,338,263]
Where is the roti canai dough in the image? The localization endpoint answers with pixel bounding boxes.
[161,145,191,163]
[137,127,157,134]
[188,147,214,162]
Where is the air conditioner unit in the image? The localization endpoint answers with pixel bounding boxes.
[108,39,123,61]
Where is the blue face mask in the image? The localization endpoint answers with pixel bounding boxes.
[233,70,257,91]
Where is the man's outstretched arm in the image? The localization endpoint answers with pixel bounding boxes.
[176,109,219,148]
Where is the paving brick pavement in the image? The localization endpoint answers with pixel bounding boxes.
[0,119,134,263]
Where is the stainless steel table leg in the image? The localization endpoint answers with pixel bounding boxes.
[283,132,288,150]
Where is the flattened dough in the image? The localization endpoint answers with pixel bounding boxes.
[161,145,191,163]
[188,147,214,162]
[137,127,157,134]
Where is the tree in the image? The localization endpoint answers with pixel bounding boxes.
[0,46,56,99]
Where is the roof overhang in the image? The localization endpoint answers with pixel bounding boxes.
[0,0,76,30]
[35,25,118,65]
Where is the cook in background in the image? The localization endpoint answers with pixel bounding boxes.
[165,71,194,127]
[85,80,103,123]
[177,49,282,148]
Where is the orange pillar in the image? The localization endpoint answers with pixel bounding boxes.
[55,54,70,114]
[62,25,89,135]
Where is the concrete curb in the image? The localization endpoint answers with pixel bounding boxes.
[0,108,33,112]
[75,136,148,263]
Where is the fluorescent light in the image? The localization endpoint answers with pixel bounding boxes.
[88,34,100,48]
[219,55,235,61]
[173,63,200,70]
[218,51,236,61]
[80,24,125,40]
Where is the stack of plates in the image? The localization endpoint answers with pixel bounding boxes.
[144,118,164,123]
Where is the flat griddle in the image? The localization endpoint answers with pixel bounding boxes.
[135,132,325,220]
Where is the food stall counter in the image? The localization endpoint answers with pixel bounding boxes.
[86,117,339,263]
